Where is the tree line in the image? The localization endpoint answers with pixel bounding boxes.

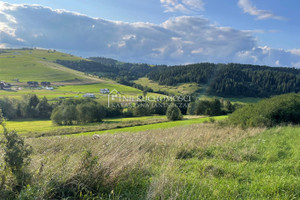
[56,58,165,81]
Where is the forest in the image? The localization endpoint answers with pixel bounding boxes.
[56,58,164,81]
[147,63,300,97]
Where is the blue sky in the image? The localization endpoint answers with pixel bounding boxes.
[1,0,300,66]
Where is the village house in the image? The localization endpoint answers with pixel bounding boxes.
[83,93,96,98]
[100,88,110,94]
[41,81,51,87]
[27,81,39,87]
[0,81,11,90]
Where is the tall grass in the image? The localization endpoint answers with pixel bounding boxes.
[1,123,299,199]
[3,123,263,199]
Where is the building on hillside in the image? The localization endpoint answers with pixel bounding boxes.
[41,81,51,87]
[0,81,11,90]
[100,88,110,94]
[83,93,96,98]
[45,86,54,90]
[27,81,39,87]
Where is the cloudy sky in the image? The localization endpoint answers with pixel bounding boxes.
[1,0,300,66]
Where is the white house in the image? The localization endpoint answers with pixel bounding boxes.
[45,86,54,90]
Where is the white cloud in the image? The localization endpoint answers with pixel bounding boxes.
[288,49,300,56]
[234,46,300,67]
[0,2,299,67]
[160,0,204,13]
[238,0,285,20]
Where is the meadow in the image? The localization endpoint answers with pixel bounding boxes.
[0,49,84,82]
[2,122,298,199]
[135,77,200,95]
[2,115,225,138]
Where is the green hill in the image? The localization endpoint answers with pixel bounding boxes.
[0,49,98,83]
[0,49,160,99]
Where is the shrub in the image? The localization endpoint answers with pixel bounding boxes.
[228,93,300,127]
[166,103,183,121]
[0,110,33,198]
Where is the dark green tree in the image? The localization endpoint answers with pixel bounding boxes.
[166,103,183,121]
[36,97,52,118]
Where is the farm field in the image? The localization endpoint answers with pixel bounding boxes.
[0,82,164,100]
[2,115,225,137]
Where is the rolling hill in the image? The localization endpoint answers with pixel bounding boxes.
[0,49,153,99]
[2,49,300,99]
[0,49,91,83]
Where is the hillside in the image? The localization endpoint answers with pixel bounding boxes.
[147,63,300,98]
[2,49,300,99]
[0,49,156,100]
[56,57,164,82]
[55,55,300,98]
[0,49,103,83]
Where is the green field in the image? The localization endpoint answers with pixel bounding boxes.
[0,49,86,82]
[0,83,164,101]
[2,115,224,137]
[135,77,200,95]
[78,115,227,136]
[164,126,300,199]
[135,78,261,103]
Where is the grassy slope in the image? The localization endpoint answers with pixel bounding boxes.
[0,49,163,99]
[135,78,261,104]
[0,49,85,82]
[168,126,300,199]
[135,77,200,95]
[16,123,299,199]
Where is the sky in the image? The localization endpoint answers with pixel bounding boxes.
[1,0,300,66]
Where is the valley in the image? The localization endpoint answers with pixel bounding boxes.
[0,49,299,199]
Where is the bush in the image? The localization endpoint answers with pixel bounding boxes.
[228,93,300,127]
[0,110,33,198]
[166,104,183,121]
